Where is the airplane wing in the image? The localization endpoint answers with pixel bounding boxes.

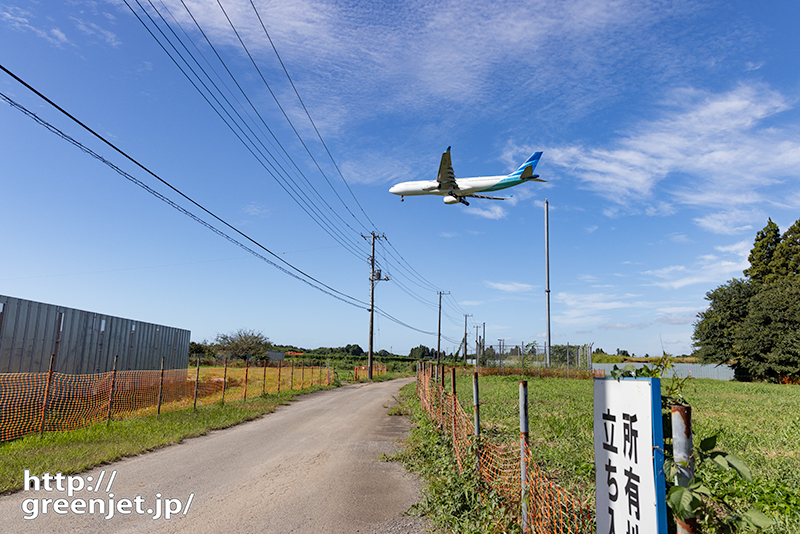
[467,193,507,200]
[436,147,457,189]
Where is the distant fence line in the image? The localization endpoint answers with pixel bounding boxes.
[0,359,336,442]
[591,362,735,381]
[0,295,190,374]
[417,363,594,533]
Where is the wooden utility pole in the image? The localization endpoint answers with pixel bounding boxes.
[363,232,388,379]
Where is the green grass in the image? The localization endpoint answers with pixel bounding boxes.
[447,372,800,533]
[0,385,334,494]
[390,383,518,534]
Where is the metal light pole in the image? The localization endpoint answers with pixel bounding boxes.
[462,315,467,364]
[544,198,551,366]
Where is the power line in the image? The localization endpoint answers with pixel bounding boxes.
[0,86,366,309]
[126,0,368,261]
[1,64,448,339]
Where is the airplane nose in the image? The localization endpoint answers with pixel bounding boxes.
[389,184,400,194]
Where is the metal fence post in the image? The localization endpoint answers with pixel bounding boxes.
[243,356,250,401]
[193,355,200,409]
[262,359,267,396]
[40,354,55,437]
[473,372,481,470]
[107,355,118,425]
[520,380,530,534]
[672,404,697,534]
[451,367,457,449]
[277,360,282,393]
[301,361,305,389]
[222,357,228,401]
[290,360,294,390]
[157,355,165,416]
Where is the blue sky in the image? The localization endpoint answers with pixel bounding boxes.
[2,0,799,358]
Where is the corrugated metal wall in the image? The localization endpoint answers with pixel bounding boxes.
[0,295,190,374]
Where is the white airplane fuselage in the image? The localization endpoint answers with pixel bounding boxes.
[389,175,520,197]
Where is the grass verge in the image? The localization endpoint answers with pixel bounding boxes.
[451,373,800,534]
[0,384,334,494]
[389,383,519,534]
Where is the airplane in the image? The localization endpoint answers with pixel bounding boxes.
[389,147,545,205]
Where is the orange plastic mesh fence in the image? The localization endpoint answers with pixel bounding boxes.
[417,366,595,533]
[0,364,331,442]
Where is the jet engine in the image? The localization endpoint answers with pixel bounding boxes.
[443,195,460,205]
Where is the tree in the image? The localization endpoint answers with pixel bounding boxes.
[215,328,271,359]
[734,277,800,381]
[409,345,434,359]
[769,218,800,281]
[692,278,759,365]
[744,218,781,282]
[344,344,364,356]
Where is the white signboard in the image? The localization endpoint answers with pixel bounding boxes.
[593,377,667,534]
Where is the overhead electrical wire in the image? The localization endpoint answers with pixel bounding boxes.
[119,2,475,339]
[0,85,364,309]
[126,0,367,262]
[131,0,452,308]
[0,65,441,337]
[245,0,378,232]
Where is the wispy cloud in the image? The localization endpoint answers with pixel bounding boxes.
[243,202,269,217]
[554,291,651,325]
[485,281,534,292]
[642,240,750,289]
[1,5,72,46]
[546,84,800,216]
[465,204,506,219]
[71,17,120,47]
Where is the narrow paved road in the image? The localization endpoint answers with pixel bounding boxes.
[0,378,427,533]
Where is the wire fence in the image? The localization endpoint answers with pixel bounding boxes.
[0,359,344,442]
[417,363,595,533]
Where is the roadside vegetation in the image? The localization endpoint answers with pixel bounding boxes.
[391,383,519,534]
[399,368,800,533]
[0,384,333,494]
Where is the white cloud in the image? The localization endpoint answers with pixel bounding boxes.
[693,210,759,235]
[643,240,750,289]
[71,17,120,47]
[546,84,800,213]
[465,204,506,220]
[243,202,269,217]
[1,5,73,46]
[485,281,534,292]
[554,291,651,325]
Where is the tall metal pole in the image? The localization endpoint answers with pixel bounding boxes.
[474,325,481,370]
[463,315,467,364]
[544,198,551,366]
